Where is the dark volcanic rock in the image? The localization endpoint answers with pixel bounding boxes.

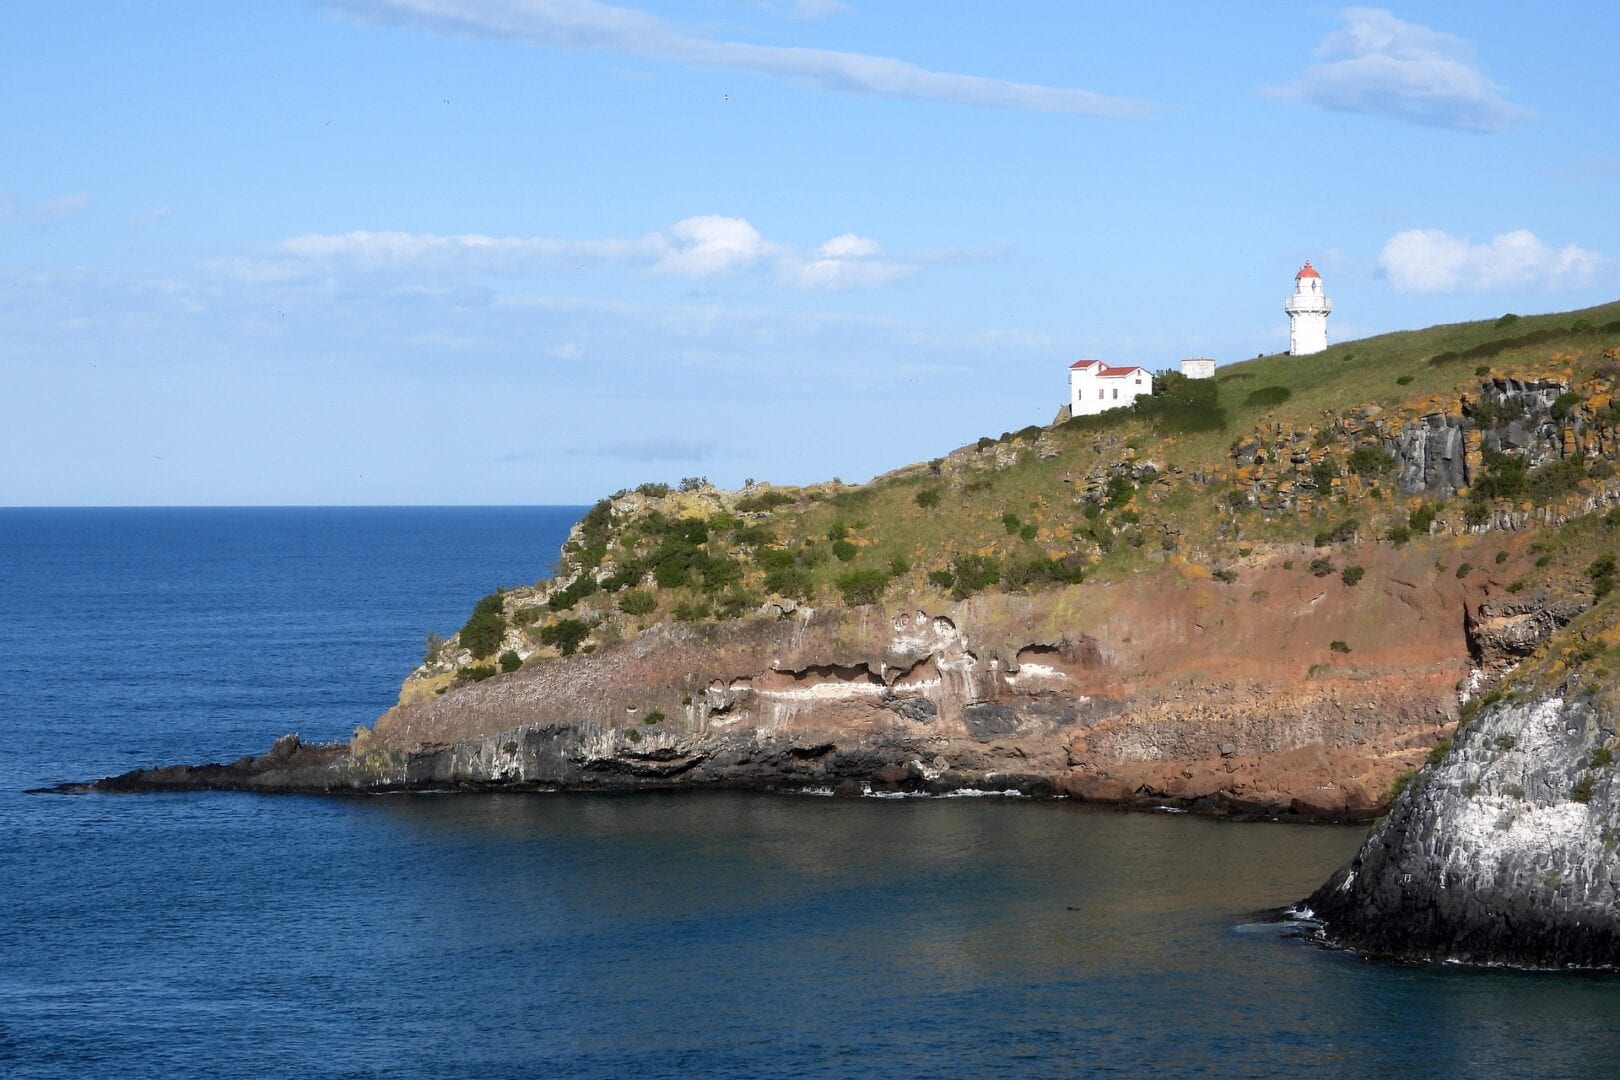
[1304,691,1620,968]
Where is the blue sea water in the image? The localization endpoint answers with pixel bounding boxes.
[4,507,1620,1078]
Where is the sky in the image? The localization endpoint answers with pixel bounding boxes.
[4,2,1619,506]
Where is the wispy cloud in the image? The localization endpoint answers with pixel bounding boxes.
[1268,7,1530,133]
[0,192,94,224]
[327,0,1149,117]
[583,436,719,462]
[133,205,175,225]
[260,214,916,291]
[1378,228,1604,293]
[751,0,852,20]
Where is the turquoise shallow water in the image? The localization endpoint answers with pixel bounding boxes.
[4,507,1620,1077]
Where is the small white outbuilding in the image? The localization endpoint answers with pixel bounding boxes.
[1068,359,1151,417]
[1181,358,1216,379]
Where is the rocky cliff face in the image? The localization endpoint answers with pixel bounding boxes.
[87,544,1519,818]
[1306,689,1620,967]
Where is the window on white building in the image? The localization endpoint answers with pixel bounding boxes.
[1112,388,1118,399]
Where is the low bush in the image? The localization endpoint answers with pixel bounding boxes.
[836,567,892,606]
[459,591,507,659]
[618,590,657,616]
[914,488,942,510]
[1341,566,1365,587]
[734,490,797,513]
[539,618,590,656]
[947,553,1001,601]
[1330,640,1351,653]
[456,664,498,682]
[498,650,522,674]
[1348,444,1396,476]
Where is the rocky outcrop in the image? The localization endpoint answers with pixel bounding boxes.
[1305,690,1620,967]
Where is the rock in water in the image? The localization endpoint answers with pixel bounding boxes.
[1305,691,1620,968]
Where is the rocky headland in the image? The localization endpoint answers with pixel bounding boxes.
[66,303,1620,966]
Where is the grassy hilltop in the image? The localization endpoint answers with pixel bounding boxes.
[421,299,1620,697]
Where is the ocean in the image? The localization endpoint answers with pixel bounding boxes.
[4,507,1620,1077]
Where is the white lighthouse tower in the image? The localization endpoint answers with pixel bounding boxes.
[1285,261,1332,355]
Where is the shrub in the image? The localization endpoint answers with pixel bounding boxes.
[1311,456,1337,492]
[1003,555,1086,591]
[548,574,599,611]
[888,554,911,576]
[1535,554,1552,569]
[1140,371,1227,433]
[1507,579,1526,593]
[670,599,708,622]
[764,565,812,598]
[1390,770,1417,799]
[459,591,507,659]
[1551,392,1583,420]
[1526,456,1587,504]
[731,523,775,547]
[498,650,522,674]
[1591,746,1614,769]
[1310,557,1335,577]
[831,539,858,563]
[947,553,1001,600]
[644,710,665,725]
[422,632,447,666]
[539,618,590,656]
[734,490,796,513]
[697,554,744,592]
[635,482,672,498]
[679,476,709,492]
[1494,734,1517,751]
[1330,639,1351,654]
[456,664,498,682]
[914,487,942,510]
[1341,566,1365,587]
[836,567,892,606]
[1211,567,1238,584]
[1475,365,1492,376]
[1572,774,1597,804]
[1348,444,1396,476]
[1244,385,1292,408]
[1105,474,1136,509]
[1495,313,1519,329]
[1001,511,1022,534]
[1427,735,1453,765]
[1409,503,1437,534]
[926,567,955,590]
[1456,562,1473,579]
[1018,523,1038,542]
[1387,524,1412,546]
[618,590,657,616]
[1396,375,1415,386]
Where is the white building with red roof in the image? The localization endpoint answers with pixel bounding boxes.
[1285,260,1332,355]
[1068,358,1151,417]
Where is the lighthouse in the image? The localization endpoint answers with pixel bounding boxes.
[1285,261,1332,355]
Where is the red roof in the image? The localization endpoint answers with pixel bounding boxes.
[1296,261,1320,279]
[1070,359,1146,377]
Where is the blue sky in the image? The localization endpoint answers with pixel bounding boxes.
[4,2,1618,505]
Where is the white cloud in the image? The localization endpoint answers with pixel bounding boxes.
[1269,7,1530,133]
[264,215,916,291]
[1378,229,1605,293]
[653,215,773,277]
[328,0,1148,117]
[133,206,175,225]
